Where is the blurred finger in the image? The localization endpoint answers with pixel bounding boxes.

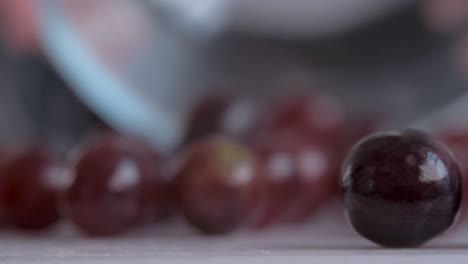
[423,0,468,32]
[2,0,39,53]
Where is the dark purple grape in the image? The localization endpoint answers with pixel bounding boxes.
[0,145,63,231]
[333,118,389,196]
[172,136,263,234]
[342,129,461,247]
[65,133,168,236]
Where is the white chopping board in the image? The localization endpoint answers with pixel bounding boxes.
[1,200,467,263]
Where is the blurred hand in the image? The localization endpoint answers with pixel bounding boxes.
[423,0,468,76]
[423,0,468,32]
[0,0,39,53]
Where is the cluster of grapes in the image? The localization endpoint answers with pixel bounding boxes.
[178,93,379,233]
[0,91,464,249]
[0,135,170,236]
[0,92,370,236]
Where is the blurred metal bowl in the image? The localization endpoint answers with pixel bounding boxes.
[37,0,468,152]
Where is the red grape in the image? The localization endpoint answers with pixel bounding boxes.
[172,136,263,234]
[251,131,337,227]
[251,132,299,228]
[0,145,63,231]
[280,134,338,223]
[65,133,168,236]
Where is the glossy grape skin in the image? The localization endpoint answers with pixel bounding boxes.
[334,118,388,195]
[0,146,63,231]
[342,129,461,248]
[172,137,263,234]
[252,131,337,227]
[65,134,168,236]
